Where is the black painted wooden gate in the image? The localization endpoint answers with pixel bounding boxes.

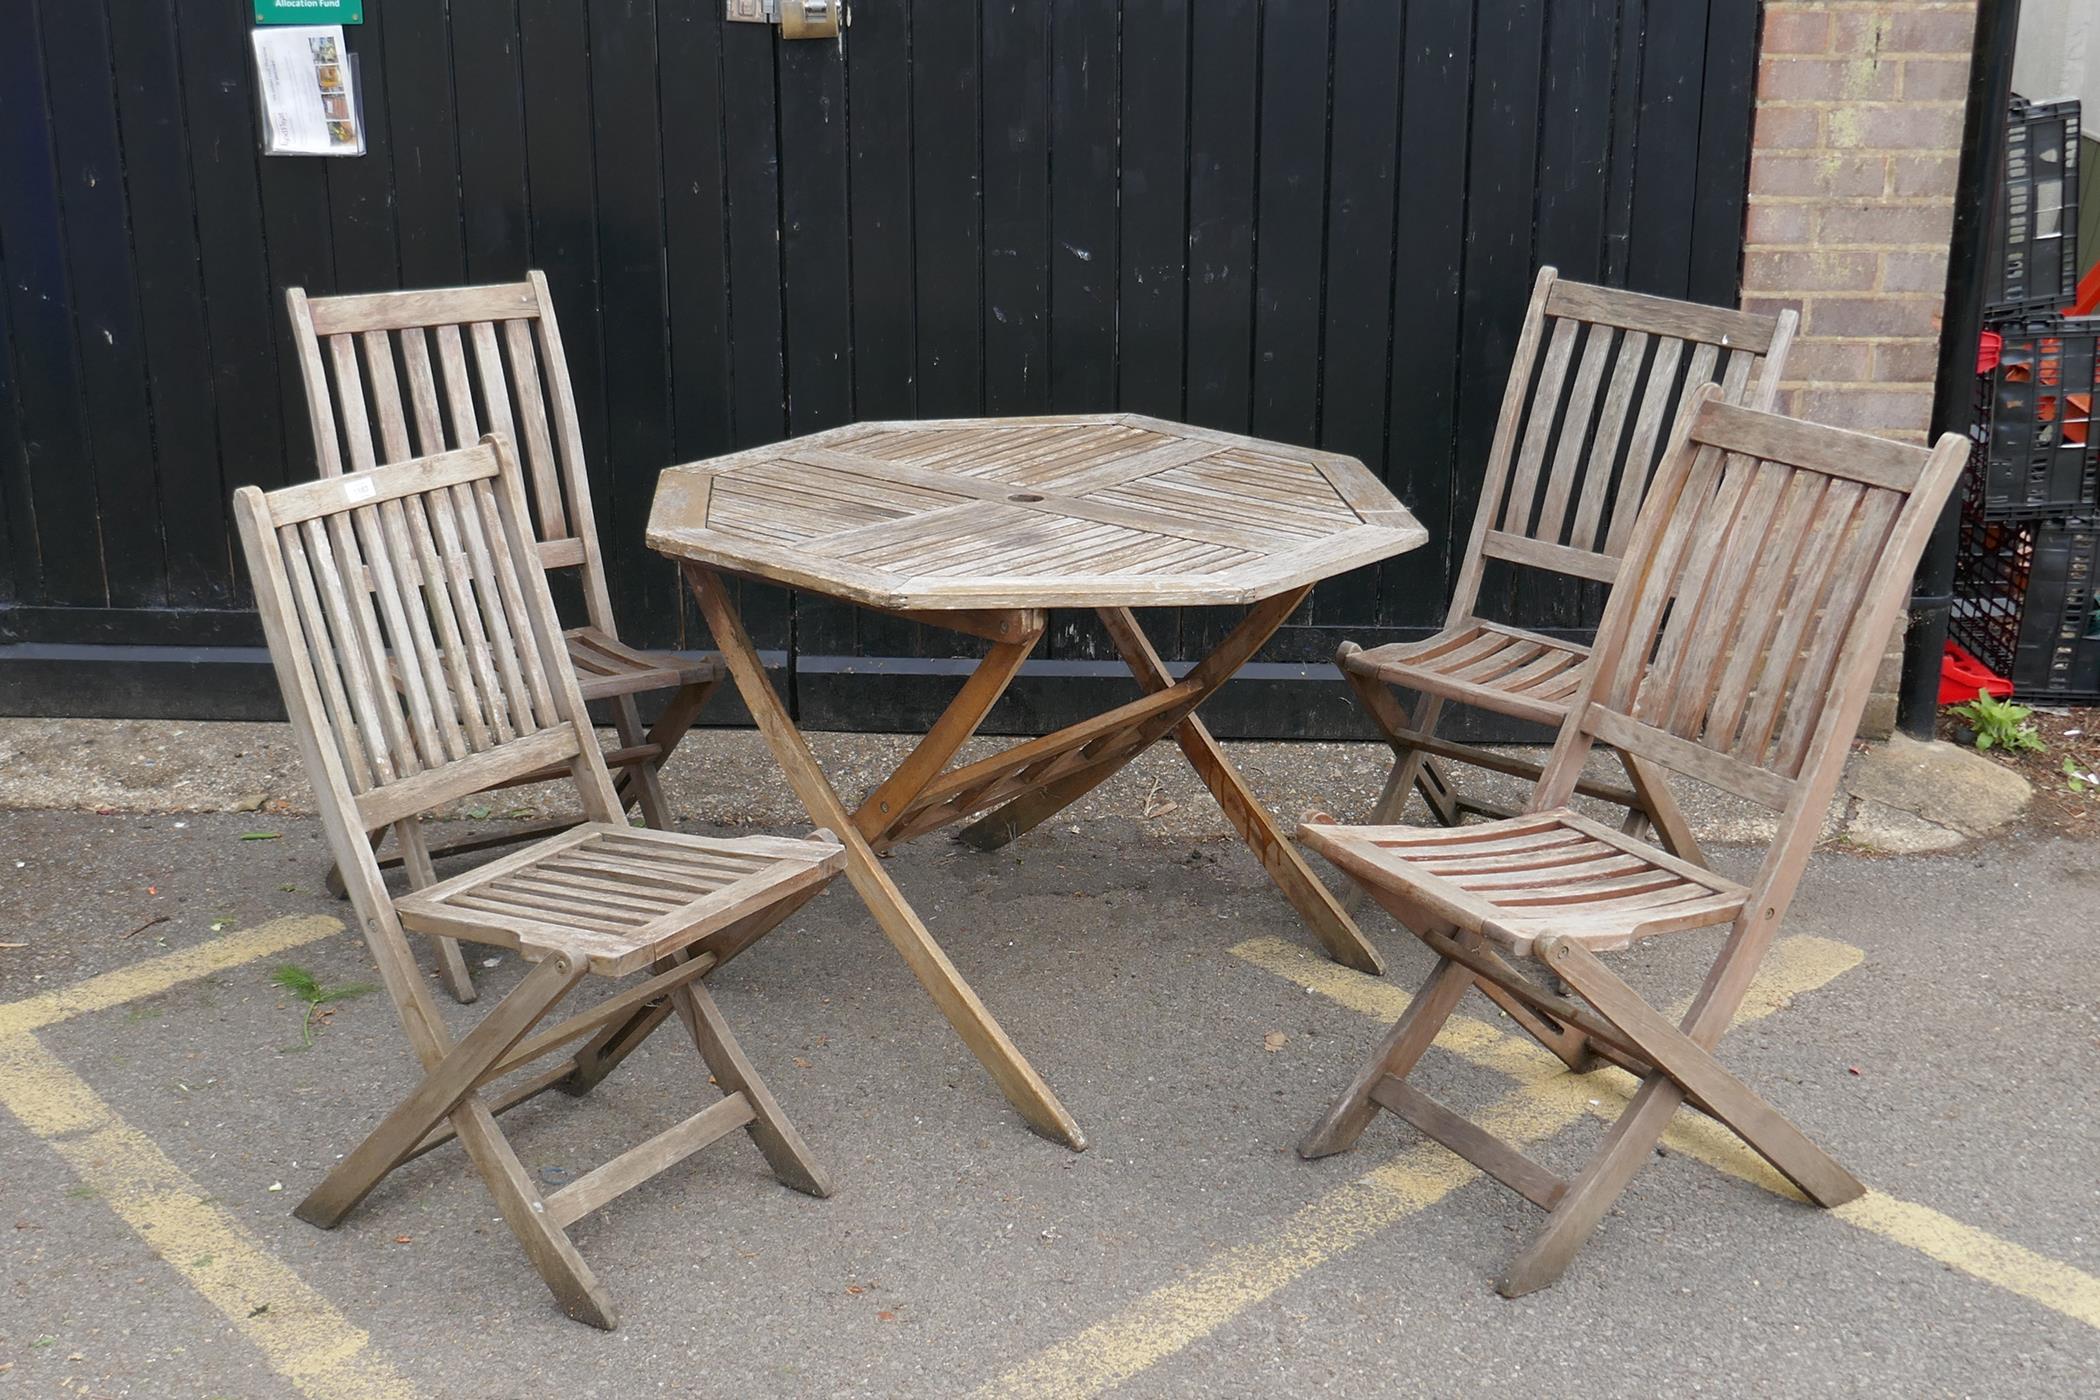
[0,0,1758,733]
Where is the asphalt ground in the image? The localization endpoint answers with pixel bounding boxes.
[1,806,2096,1398]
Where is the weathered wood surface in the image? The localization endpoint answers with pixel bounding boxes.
[654,412,1424,1148]
[1298,395,1968,1296]
[287,275,722,837]
[233,435,845,1328]
[1339,268,1793,863]
[648,413,1426,610]
[288,277,725,941]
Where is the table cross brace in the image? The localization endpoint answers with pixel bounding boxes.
[681,562,1385,1151]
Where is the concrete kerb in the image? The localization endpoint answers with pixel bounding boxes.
[0,717,2033,854]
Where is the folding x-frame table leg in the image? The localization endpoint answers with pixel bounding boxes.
[954,592,1385,974]
[1095,604,1385,975]
[682,564,1087,1150]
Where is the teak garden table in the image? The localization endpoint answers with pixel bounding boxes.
[647,413,1427,1149]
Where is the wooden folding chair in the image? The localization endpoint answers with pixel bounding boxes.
[232,435,845,1328]
[285,277,721,997]
[1338,268,1796,869]
[1298,388,1966,1294]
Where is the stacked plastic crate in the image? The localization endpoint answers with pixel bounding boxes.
[1954,97,2100,703]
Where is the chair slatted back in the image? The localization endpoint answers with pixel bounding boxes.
[1541,390,1967,828]
[233,437,624,845]
[1454,268,1797,609]
[285,275,616,632]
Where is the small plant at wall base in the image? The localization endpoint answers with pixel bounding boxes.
[270,964,375,1050]
[1947,690,2046,753]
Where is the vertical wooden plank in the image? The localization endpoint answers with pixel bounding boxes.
[837,2,917,662]
[451,0,533,282]
[256,0,341,486]
[1451,0,1547,613]
[42,0,164,607]
[590,0,676,643]
[779,21,858,662]
[177,0,292,513]
[1184,0,1261,434]
[1602,0,1647,286]
[1118,0,1190,418]
[719,15,792,655]
[1381,0,1472,630]
[722,21,787,446]
[1249,0,1329,450]
[668,5,781,659]
[1044,0,1122,662]
[322,0,399,295]
[1625,0,1707,298]
[382,0,467,289]
[659,0,733,678]
[0,216,31,606]
[1534,0,1619,282]
[913,3,984,417]
[845,0,917,422]
[1688,0,1758,307]
[110,0,230,606]
[1313,0,1404,632]
[1048,0,1120,412]
[781,35,854,435]
[982,0,1051,416]
[521,0,611,516]
[1116,0,1193,665]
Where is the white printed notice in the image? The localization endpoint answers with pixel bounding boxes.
[253,25,364,156]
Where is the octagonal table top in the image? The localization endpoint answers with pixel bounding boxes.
[646,413,1426,610]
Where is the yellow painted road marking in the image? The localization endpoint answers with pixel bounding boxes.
[1612,1080,2100,1331]
[985,933,2100,1398]
[1243,932,2100,1333]
[0,915,419,1400]
[0,911,344,1037]
[977,936,1853,1400]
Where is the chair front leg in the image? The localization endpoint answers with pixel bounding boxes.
[1499,936,1866,1297]
[1617,750,1708,867]
[673,975,833,1198]
[393,819,478,1004]
[1300,948,1474,1159]
[1500,1067,1686,1297]
[296,951,586,1229]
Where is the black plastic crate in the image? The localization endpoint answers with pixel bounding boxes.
[1951,506,2100,702]
[1986,96,2080,317]
[1971,317,2100,517]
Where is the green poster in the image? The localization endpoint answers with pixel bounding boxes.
[254,0,364,23]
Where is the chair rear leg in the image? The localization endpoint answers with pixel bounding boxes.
[325,826,388,901]
[1339,655,1458,829]
[1618,750,1707,868]
[611,693,675,830]
[1300,951,1474,1159]
[1336,660,1458,916]
[637,676,715,810]
[674,976,833,1198]
[393,820,478,1004]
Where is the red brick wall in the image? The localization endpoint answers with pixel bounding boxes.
[1743,0,1978,735]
